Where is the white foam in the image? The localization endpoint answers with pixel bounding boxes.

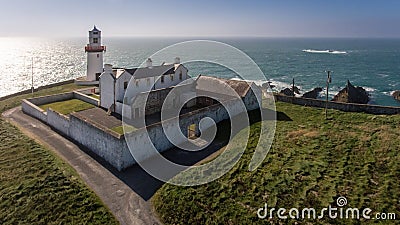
[230,78,296,92]
[302,49,347,54]
[363,87,376,92]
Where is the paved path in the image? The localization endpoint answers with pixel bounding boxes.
[3,107,162,225]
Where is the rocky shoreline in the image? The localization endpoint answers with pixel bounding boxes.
[392,91,400,101]
[275,80,400,104]
[332,80,369,104]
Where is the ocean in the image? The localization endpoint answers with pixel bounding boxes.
[0,37,399,106]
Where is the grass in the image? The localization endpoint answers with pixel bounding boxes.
[0,83,83,114]
[0,84,118,224]
[88,94,100,100]
[110,125,137,135]
[39,99,95,115]
[153,101,400,225]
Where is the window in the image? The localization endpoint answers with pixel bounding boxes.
[179,71,183,80]
[97,54,99,58]
[124,81,128,89]
[161,75,164,83]
[134,108,139,118]
[170,74,174,81]
[93,32,98,35]
[93,38,98,43]
[135,80,139,87]
[147,78,150,86]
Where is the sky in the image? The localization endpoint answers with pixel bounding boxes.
[0,0,399,38]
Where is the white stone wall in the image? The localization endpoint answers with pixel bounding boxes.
[21,99,47,123]
[28,92,74,106]
[47,108,70,136]
[69,114,135,171]
[21,86,261,171]
[73,91,99,106]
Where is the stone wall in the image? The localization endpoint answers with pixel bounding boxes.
[126,97,250,162]
[47,108,70,136]
[22,91,99,122]
[274,94,400,115]
[73,91,99,106]
[21,87,260,171]
[28,92,74,106]
[21,99,47,123]
[69,114,134,171]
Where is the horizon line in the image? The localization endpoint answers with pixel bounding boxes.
[1,35,400,39]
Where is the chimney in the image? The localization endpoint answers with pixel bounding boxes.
[174,57,181,64]
[104,64,113,73]
[146,58,153,68]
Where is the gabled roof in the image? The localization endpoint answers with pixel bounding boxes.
[196,75,253,98]
[123,64,186,79]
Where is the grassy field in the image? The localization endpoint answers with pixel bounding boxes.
[110,125,137,135]
[0,84,118,224]
[0,83,81,113]
[39,99,95,115]
[153,101,400,224]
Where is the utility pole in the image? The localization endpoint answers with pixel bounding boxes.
[325,71,332,119]
[31,57,34,97]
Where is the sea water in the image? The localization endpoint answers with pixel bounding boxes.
[0,37,399,106]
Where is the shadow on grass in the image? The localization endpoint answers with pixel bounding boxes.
[74,108,292,201]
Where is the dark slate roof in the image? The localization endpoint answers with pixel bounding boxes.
[124,64,178,79]
[92,26,100,32]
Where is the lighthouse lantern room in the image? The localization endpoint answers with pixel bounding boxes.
[85,26,106,82]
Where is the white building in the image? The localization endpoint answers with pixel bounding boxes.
[99,57,189,115]
[85,26,106,82]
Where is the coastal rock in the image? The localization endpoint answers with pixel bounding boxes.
[291,86,300,95]
[302,87,323,99]
[280,85,301,96]
[262,82,275,90]
[280,88,294,96]
[393,91,400,101]
[332,80,369,104]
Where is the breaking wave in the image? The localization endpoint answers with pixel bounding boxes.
[230,78,302,95]
[302,49,347,54]
[363,87,376,92]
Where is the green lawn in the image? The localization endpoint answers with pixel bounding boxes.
[153,102,400,225]
[0,84,118,224]
[0,83,83,114]
[110,125,137,135]
[39,99,95,115]
[88,94,100,100]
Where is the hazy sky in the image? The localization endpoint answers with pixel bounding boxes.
[0,0,399,38]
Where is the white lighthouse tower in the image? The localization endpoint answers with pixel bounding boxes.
[85,26,106,82]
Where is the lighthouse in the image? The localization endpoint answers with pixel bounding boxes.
[85,26,106,82]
